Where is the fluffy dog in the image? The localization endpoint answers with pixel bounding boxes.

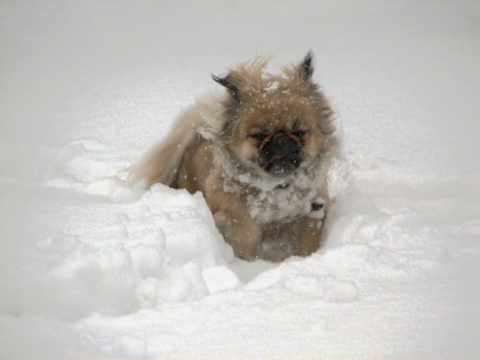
[134,53,337,261]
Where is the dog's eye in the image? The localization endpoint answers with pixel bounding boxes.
[250,132,268,141]
[292,130,306,138]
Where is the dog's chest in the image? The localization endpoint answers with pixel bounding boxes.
[248,185,318,223]
[224,177,318,224]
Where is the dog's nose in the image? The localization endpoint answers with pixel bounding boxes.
[260,133,302,176]
[265,133,297,158]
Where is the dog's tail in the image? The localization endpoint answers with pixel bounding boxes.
[131,100,216,187]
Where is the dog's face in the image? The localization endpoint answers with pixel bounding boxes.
[213,53,334,179]
[230,92,323,178]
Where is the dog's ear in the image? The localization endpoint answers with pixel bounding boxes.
[288,52,335,136]
[212,74,241,101]
[299,51,314,81]
[282,51,318,94]
[212,73,243,141]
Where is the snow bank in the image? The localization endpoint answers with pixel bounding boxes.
[2,176,234,316]
[1,0,480,359]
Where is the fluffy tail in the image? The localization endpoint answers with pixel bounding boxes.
[132,102,211,187]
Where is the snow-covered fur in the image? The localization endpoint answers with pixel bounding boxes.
[133,53,337,261]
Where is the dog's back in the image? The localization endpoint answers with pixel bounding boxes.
[132,99,217,190]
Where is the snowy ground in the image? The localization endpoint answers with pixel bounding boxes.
[1,0,480,359]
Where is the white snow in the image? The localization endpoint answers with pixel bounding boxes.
[1,0,480,359]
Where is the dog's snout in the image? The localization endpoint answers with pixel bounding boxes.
[265,133,298,157]
[259,133,302,177]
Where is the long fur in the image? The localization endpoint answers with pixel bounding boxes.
[132,100,218,187]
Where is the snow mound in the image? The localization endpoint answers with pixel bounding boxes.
[2,175,235,322]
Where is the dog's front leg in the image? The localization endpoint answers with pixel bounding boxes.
[205,168,261,260]
[295,214,325,257]
[295,188,329,257]
[213,210,261,260]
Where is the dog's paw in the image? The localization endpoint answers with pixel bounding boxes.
[309,199,325,220]
[311,200,325,212]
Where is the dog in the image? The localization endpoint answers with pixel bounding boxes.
[133,52,337,261]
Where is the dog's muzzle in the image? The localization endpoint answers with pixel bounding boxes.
[259,133,302,177]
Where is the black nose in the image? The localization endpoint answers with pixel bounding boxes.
[264,133,299,159]
[259,133,302,178]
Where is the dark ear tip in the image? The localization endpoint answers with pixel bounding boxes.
[304,51,314,64]
[301,51,314,79]
[212,73,239,98]
[212,74,228,86]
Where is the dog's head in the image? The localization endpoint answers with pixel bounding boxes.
[213,52,335,179]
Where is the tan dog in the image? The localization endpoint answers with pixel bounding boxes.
[134,53,337,261]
